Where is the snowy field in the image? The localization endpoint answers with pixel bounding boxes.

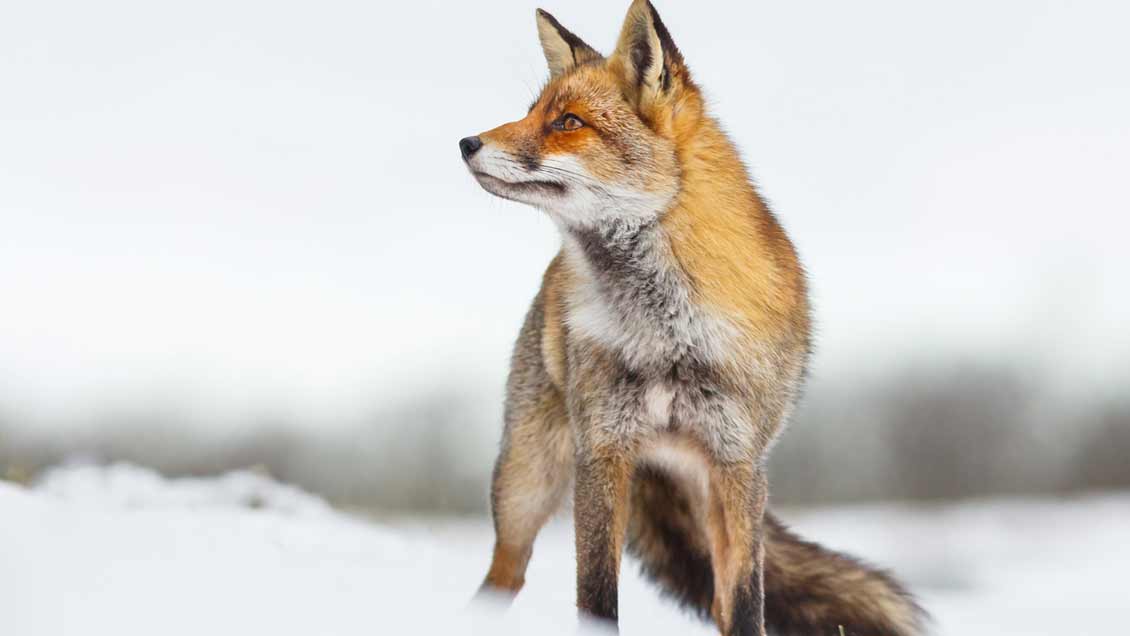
[3,464,1126,635]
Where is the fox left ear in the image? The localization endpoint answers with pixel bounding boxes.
[609,0,688,108]
[536,9,602,78]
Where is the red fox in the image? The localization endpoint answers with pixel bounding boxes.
[460,2,925,634]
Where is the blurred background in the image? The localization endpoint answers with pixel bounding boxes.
[1,0,1127,515]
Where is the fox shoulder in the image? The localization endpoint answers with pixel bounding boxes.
[656,115,811,348]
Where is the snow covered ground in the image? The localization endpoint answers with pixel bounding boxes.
[3,464,1127,635]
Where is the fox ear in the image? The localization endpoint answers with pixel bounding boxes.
[609,0,687,107]
[536,9,601,78]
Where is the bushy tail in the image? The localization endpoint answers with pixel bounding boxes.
[626,467,926,636]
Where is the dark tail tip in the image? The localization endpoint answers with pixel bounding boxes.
[763,514,928,636]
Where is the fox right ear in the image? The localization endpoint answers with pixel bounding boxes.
[536,9,601,78]
[608,0,688,111]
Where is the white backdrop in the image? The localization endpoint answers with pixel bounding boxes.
[1,0,1127,435]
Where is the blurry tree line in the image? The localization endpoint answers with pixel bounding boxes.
[2,362,1128,512]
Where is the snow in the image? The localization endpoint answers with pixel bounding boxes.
[33,462,330,514]
[3,464,1126,635]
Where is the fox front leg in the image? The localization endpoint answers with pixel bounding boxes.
[705,461,768,636]
[572,447,634,628]
[479,383,574,597]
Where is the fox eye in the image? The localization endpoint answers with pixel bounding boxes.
[552,113,585,132]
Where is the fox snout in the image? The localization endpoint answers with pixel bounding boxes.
[459,136,483,161]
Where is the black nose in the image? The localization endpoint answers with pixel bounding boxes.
[459,136,483,160]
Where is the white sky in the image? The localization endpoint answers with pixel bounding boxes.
[1,0,1127,429]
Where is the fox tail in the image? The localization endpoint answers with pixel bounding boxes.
[627,467,927,636]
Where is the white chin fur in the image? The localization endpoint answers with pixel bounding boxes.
[536,156,673,229]
[468,146,672,228]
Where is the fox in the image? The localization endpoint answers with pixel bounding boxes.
[460,2,926,635]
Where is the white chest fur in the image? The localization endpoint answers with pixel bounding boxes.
[561,235,740,371]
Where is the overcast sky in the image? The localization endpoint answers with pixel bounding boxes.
[1,0,1127,430]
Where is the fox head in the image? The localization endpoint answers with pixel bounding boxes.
[460,0,703,229]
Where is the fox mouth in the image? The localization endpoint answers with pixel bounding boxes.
[472,171,566,201]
